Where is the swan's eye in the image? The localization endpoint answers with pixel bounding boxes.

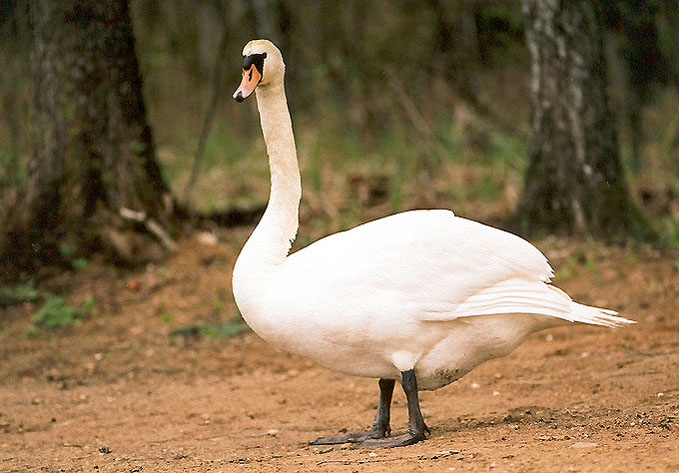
[243,52,267,76]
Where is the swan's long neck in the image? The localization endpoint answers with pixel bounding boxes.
[240,81,301,265]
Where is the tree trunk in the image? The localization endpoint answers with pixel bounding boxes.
[518,0,645,238]
[1,0,173,279]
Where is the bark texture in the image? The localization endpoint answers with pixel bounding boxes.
[1,0,172,278]
[519,0,642,238]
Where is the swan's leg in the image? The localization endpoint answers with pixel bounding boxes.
[359,369,430,448]
[309,378,395,445]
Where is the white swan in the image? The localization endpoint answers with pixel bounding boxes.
[231,39,634,448]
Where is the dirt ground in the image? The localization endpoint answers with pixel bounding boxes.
[1,227,679,472]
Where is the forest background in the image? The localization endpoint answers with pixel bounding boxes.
[1,0,678,261]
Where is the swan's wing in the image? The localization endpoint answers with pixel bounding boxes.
[290,209,553,282]
[283,210,628,327]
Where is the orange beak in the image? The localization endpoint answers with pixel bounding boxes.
[233,65,261,102]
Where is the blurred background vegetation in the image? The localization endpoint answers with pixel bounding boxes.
[1,0,678,247]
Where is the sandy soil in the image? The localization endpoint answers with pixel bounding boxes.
[1,230,678,472]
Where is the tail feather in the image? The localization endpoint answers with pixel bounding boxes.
[423,278,636,327]
[570,301,635,328]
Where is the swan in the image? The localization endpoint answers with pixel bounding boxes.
[231,39,634,448]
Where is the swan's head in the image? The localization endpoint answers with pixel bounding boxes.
[233,39,285,102]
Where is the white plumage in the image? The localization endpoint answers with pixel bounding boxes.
[231,39,633,447]
[237,208,629,390]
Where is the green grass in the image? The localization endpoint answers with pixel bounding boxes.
[29,295,97,333]
[0,283,39,307]
[31,295,82,330]
[654,215,679,248]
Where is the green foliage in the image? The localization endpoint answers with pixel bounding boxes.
[553,254,582,283]
[660,217,679,248]
[71,258,89,270]
[58,243,75,259]
[81,296,97,314]
[31,295,82,330]
[58,243,89,270]
[0,283,39,308]
[476,174,502,202]
[30,295,96,332]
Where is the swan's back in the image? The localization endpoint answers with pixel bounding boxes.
[283,209,553,302]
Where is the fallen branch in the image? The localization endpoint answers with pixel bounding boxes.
[119,207,176,250]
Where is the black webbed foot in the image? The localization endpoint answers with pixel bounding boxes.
[309,426,389,445]
[358,430,427,448]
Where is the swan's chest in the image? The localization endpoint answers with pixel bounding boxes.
[233,261,327,351]
[232,261,416,378]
